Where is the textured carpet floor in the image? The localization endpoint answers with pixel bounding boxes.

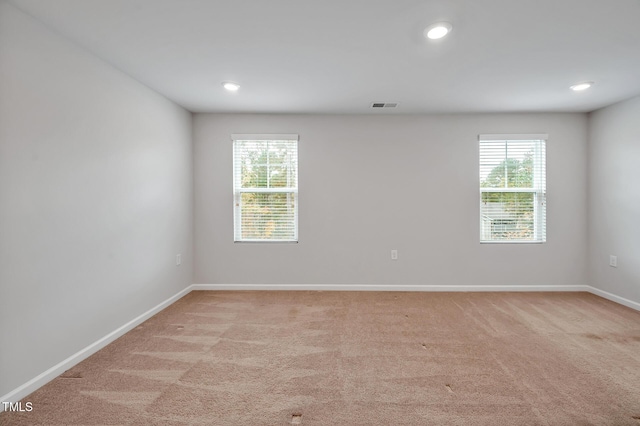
[2,291,640,425]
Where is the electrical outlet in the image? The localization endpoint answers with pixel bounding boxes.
[176,254,182,266]
[609,255,617,268]
[391,249,398,260]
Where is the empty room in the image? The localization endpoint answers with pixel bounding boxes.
[1,0,639,424]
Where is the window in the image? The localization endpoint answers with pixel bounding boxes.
[233,134,298,242]
[479,134,546,243]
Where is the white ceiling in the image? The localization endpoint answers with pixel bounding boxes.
[8,0,640,114]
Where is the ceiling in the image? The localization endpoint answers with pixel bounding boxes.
[8,0,640,114]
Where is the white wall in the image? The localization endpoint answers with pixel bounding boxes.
[588,95,640,304]
[0,3,193,398]
[194,113,588,287]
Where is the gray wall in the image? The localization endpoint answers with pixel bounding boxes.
[0,3,193,397]
[588,95,640,304]
[194,113,588,287]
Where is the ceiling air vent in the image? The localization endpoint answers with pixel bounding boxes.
[371,102,398,109]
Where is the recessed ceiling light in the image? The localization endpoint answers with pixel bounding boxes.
[424,22,452,40]
[222,81,240,92]
[570,82,593,91]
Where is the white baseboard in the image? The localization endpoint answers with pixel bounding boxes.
[191,283,591,292]
[586,286,640,311]
[4,282,637,411]
[0,285,192,409]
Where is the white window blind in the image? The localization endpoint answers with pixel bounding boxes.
[479,134,546,243]
[233,134,298,242]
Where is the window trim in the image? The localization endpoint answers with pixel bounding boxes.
[232,134,299,243]
[479,134,547,244]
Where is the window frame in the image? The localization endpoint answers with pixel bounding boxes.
[479,134,547,244]
[232,134,299,243]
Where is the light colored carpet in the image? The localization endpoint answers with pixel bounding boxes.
[2,291,640,425]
